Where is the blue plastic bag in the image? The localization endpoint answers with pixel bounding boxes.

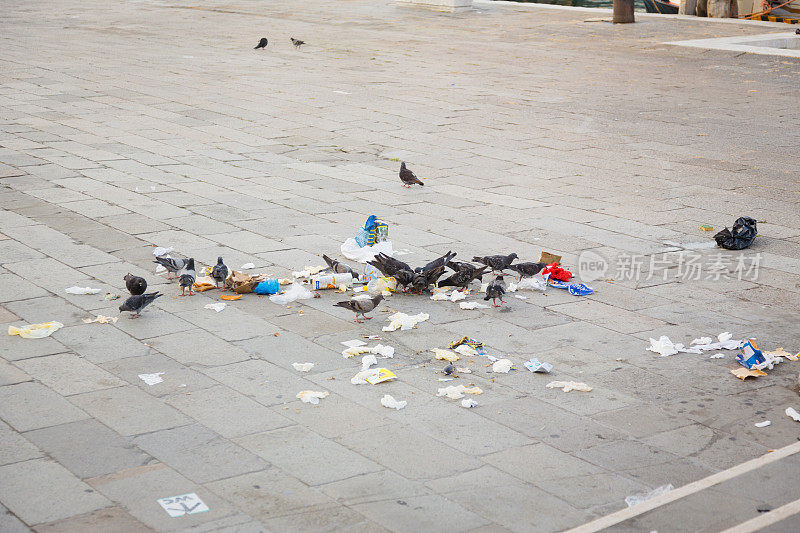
[253,279,280,295]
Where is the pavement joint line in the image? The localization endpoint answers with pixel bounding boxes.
[565,440,800,533]
[719,496,800,533]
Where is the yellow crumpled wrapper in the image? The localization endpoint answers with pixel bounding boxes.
[8,321,64,339]
[546,381,592,393]
[342,346,371,359]
[431,348,459,362]
[763,348,799,362]
[83,315,119,324]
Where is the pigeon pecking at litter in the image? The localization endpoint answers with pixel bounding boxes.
[119,292,162,318]
[438,264,489,290]
[484,275,507,307]
[179,258,196,296]
[473,253,518,273]
[399,162,424,187]
[334,294,384,323]
[322,254,359,280]
[124,273,147,296]
[153,256,187,280]
[508,262,546,280]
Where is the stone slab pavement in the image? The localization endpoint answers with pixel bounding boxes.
[1,0,799,531]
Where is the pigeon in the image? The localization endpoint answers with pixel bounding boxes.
[399,162,424,187]
[119,292,162,318]
[254,37,268,49]
[447,261,488,281]
[392,269,415,291]
[211,257,229,288]
[508,262,546,279]
[291,37,305,48]
[473,253,518,273]
[334,294,384,323]
[178,258,196,296]
[322,254,359,280]
[124,273,147,296]
[443,363,455,376]
[153,256,186,280]
[438,265,489,290]
[411,265,446,293]
[484,275,506,307]
[368,253,413,278]
[797,28,800,35]
[418,251,456,273]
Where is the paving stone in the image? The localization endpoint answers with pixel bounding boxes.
[351,494,489,533]
[0,382,88,432]
[0,359,31,386]
[23,419,152,479]
[0,419,43,466]
[0,458,110,525]
[147,329,252,367]
[16,353,125,395]
[0,503,30,533]
[33,506,150,533]
[52,324,151,364]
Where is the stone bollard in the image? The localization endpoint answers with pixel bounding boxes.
[707,0,732,16]
[679,0,698,14]
[396,0,472,12]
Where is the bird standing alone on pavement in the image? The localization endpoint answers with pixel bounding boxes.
[399,162,424,187]
[179,258,196,296]
[291,37,305,48]
[334,294,383,323]
[124,273,147,296]
[473,253,518,273]
[119,292,162,318]
[254,37,268,49]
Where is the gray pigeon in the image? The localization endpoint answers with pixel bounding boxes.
[124,273,147,296]
[399,162,424,187]
[334,294,383,323]
[153,256,186,280]
[443,363,455,376]
[473,253,518,273]
[438,265,489,290]
[484,275,506,307]
[211,256,228,288]
[508,262,545,280]
[291,37,305,48]
[119,292,162,318]
[178,258,196,296]
[254,37,268,49]
[322,254,359,280]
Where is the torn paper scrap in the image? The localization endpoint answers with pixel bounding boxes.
[240,263,255,269]
[152,246,173,257]
[456,367,472,374]
[342,346,370,359]
[380,394,407,410]
[361,353,378,371]
[492,359,513,373]
[371,344,394,358]
[524,358,553,373]
[709,353,725,359]
[691,337,713,346]
[514,295,528,300]
[436,385,483,399]
[730,367,767,381]
[138,372,164,386]
[754,420,771,428]
[786,407,800,422]
[350,368,397,385]
[764,348,799,361]
[8,321,64,339]
[459,302,489,310]
[625,484,673,508]
[297,390,329,404]
[204,303,226,313]
[341,339,367,348]
[647,336,679,357]
[546,381,592,392]
[432,348,459,362]
[82,315,119,324]
[461,398,478,408]
[382,312,429,331]
[65,286,101,295]
[292,265,326,279]
[453,344,479,357]
[292,362,314,372]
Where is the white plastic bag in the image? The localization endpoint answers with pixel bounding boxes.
[292,362,314,372]
[269,282,313,304]
[65,286,101,295]
[381,394,407,410]
[340,238,394,264]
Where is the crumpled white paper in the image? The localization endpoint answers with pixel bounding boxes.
[625,484,673,507]
[153,246,173,257]
[292,265,326,279]
[204,303,226,313]
[709,353,725,359]
[381,394,407,410]
[436,384,483,399]
[786,407,800,422]
[430,290,466,302]
[340,238,394,264]
[297,390,328,404]
[546,381,592,392]
[138,372,164,386]
[517,276,548,291]
[492,359,513,373]
[647,332,744,357]
[292,362,314,372]
[432,348,459,362]
[240,263,255,269]
[65,286,101,295]
[459,302,489,310]
[454,344,479,357]
[755,420,771,428]
[269,282,313,304]
[361,353,378,370]
[461,398,478,408]
[342,344,394,359]
[383,312,429,331]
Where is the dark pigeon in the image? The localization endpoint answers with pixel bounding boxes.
[411,265,446,294]
[508,262,546,279]
[254,37,268,49]
[179,258,196,296]
[484,275,506,307]
[447,261,489,282]
[211,256,229,288]
[438,265,489,290]
[473,253,518,273]
[323,254,359,280]
[153,256,186,280]
[119,292,162,318]
[399,162,424,187]
[124,273,147,296]
[334,294,383,323]
[418,251,456,273]
[443,363,455,376]
[368,253,413,278]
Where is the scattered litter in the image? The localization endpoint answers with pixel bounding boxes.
[542,263,572,282]
[453,344,479,358]
[293,265,326,279]
[692,337,713,345]
[354,214,389,247]
[220,294,241,301]
[518,276,549,291]
[764,348,799,361]
[342,339,367,348]
[456,367,472,374]
[65,286,101,295]
[364,335,382,340]
[546,381,592,392]
[383,312,429,331]
[737,339,781,370]
[450,337,485,354]
[342,346,370,359]
[340,237,393,264]
[361,353,378,370]
[225,270,267,294]
[152,246,173,257]
[204,303,226,313]
[351,368,397,385]
[461,398,478,408]
[625,484,674,508]
[700,224,714,231]
[786,407,800,422]
[437,384,483,399]
[709,353,725,359]
[381,394,407,410]
[514,294,528,300]
[310,272,353,290]
[459,302,489,310]
[103,292,120,300]
[438,377,454,382]
[540,251,562,264]
[492,359,513,373]
[432,348,459,362]
[253,279,280,294]
[648,336,679,357]
[647,332,744,357]
[431,290,467,302]
[731,367,767,380]
[269,283,313,304]
[138,372,164,386]
[157,493,208,517]
[755,420,771,428]
[292,362,314,372]
[192,276,217,292]
[297,390,329,404]
[524,358,553,373]
[714,216,757,250]
[240,263,255,269]
[8,321,64,339]
[82,315,118,324]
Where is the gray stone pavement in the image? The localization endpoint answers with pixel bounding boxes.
[1,0,800,531]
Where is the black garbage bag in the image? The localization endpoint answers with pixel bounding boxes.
[714,217,757,250]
